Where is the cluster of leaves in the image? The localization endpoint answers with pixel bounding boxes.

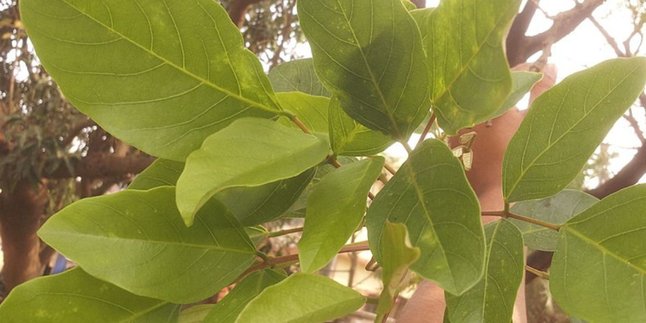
[1,0,645,322]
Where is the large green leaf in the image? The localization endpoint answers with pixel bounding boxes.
[235,273,365,323]
[176,118,329,226]
[204,269,286,323]
[551,184,646,322]
[129,158,184,190]
[328,96,393,156]
[276,92,330,134]
[375,222,420,322]
[299,0,431,139]
[216,168,316,226]
[421,0,520,133]
[445,220,524,323]
[299,157,384,273]
[179,305,214,323]
[38,187,256,303]
[503,57,646,202]
[268,58,330,97]
[367,139,485,295]
[21,0,282,160]
[0,268,179,322]
[510,190,598,251]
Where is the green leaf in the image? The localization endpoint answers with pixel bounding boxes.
[38,187,256,303]
[490,71,543,119]
[367,139,485,295]
[268,58,330,97]
[0,268,179,322]
[129,158,184,190]
[204,269,286,323]
[276,92,330,134]
[299,0,431,139]
[176,118,329,226]
[299,157,385,273]
[375,222,420,322]
[445,220,524,323]
[179,305,214,323]
[235,273,365,323]
[503,57,646,202]
[510,190,598,251]
[422,0,520,134]
[550,184,646,322]
[329,96,393,156]
[216,168,316,226]
[21,0,282,160]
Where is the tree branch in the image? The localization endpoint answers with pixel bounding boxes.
[46,153,154,179]
[227,0,264,27]
[507,0,604,66]
[587,143,646,199]
[506,0,539,66]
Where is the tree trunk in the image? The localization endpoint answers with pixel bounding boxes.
[0,181,48,294]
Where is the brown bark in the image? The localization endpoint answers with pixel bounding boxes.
[46,153,154,179]
[0,181,48,293]
[227,0,264,27]
[587,143,646,199]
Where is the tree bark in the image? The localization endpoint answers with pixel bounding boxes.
[0,181,48,294]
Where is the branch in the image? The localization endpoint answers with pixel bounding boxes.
[508,0,604,66]
[587,143,646,199]
[46,153,155,179]
[588,15,626,57]
[506,0,539,66]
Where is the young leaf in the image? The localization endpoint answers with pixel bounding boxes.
[235,273,365,323]
[375,222,420,322]
[510,190,598,251]
[268,58,330,97]
[503,57,646,202]
[0,268,179,322]
[490,71,543,119]
[204,269,286,323]
[445,220,524,323]
[176,118,329,226]
[179,305,214,323]
[551,184,646,322]
[216,168,316,226]
[421,0,520,134]
[38,187,256,303]
[129,158,184,190]
[329,96,393,156]
[298,157,385,273]
[276,92,330,134]
[367,139,485,295]
[299,0,431,139]
[21,0,282,161]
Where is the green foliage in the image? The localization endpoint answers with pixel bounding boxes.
[4,0,645,321]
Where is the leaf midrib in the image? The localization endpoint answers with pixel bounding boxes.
[56,0,281,114]
[505,63,643,200]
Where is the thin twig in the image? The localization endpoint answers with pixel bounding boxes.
[482,210,561,232]
[416,113,436,147]
[588,15,626,57]
[268,227,303,238]
[383,163,397,176]
[525,265,550,280]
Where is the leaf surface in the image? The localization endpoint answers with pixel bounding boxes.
[367,139,485,295]
[421,0,520,133]
[235,273,365,323]
[21,0,281,160]
[510,190,597,251]
[129,159,184,190]
[299,158,384,272]
[179,305,214,323]
[205,270,285,323]
[38,187,256,303]
[276,92,330,134]
[176,118,329,225]
[299,0,431,139]
[375,222,420,322]
[329,96,393,156]
[0,268,179,323]
[268,58,330,97]
[445,220,524,323]
[550,184,646,322]
[490,71,542,118]
[503,57,646,202]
